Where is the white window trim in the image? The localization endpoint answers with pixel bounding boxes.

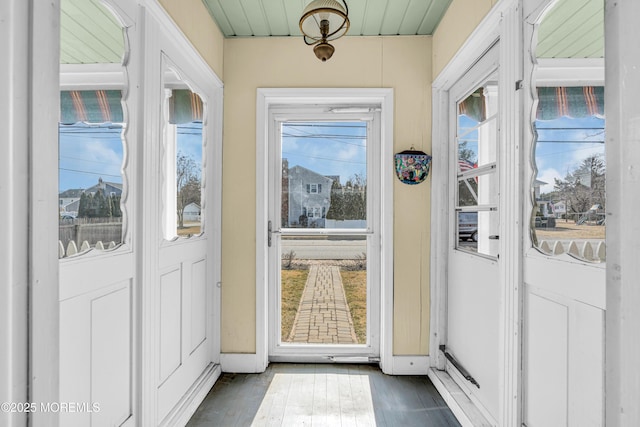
[255,88,394,373]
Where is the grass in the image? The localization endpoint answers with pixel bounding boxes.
[177,225,201,236]
[341,270,367,344]
[280,270,308,341]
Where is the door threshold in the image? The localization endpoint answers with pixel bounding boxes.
[427,368,492,427]
[269,355,379,364]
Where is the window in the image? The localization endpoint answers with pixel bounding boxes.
[307,183,321,194]
[162,60,205,240]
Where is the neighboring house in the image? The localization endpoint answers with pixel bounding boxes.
[58,188,83,213]
[183,202,201,222]
[287,165,334,228]
[85,177,122,197]
[58,178,123,215]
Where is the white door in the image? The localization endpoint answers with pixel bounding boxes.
[523,0,606,424]
[148,17,222,425]
[444,43,501,424]
[267,107,381,362]
[58,1,138,426]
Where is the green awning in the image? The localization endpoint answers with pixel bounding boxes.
[169,89,203,124]
[60,90,123,124]
[537,86,604,120]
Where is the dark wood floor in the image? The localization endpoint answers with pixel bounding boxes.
[187,363,461,426]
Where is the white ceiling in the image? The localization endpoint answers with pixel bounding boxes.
[201,0,453,38]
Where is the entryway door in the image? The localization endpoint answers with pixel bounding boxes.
[444,42,501,424]
[266,106,382,362]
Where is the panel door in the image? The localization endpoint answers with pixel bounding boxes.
[58,1,137,426]
[524,0,606,424]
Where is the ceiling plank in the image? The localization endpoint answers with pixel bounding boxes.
[380,0,410,35]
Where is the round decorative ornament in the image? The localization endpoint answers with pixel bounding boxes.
[394,149,432,185]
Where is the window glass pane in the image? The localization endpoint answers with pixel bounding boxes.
[58,0,126,258]
[281,121,367,229]
[280,235,367,345]
[163,66,205,240]
[458,88,498,168]
[455,79,499,258]
[532,87,606,262]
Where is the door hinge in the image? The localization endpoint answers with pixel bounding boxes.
[268,220,273,247]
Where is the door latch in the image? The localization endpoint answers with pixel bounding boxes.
[489,235,500,240]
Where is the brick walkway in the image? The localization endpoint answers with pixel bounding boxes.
[288,265,358,344]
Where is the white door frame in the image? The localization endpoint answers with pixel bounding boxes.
[429,1,523,425]
[605,1,640,424]
[255,88,395,373]
[266,107,381,362]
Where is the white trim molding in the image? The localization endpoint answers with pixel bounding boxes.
[256,88,394,374]
[390,356,430,375]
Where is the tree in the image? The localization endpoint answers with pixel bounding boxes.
[176,152,201,228]
[327,174,367,221]
[553,154,605,216]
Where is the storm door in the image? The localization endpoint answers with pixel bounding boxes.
[444,42,501,424]
[267,108,381,362]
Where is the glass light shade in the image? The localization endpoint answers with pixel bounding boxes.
[300,0,349,42]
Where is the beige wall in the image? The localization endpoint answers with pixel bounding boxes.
[158,0,224,79]
[432,0,498,78]
[222,36,433,355]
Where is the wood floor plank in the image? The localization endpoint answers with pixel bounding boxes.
[187,364,461,427]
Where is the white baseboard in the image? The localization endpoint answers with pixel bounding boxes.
[220,353,268,373]
[428,368,492,427]
[162,363,222,427]
[388,355,430,375]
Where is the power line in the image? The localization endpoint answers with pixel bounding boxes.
[282,151,366,165]
[59,167,121,179]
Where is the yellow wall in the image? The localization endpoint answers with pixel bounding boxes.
[432,0,497,78]
[157,0,224,79]
[222,36,433,355]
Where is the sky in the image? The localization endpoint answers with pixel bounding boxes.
[58,122,203,192]
[533,115,605,194]
[281,121,367,185]
[458,114,605,195]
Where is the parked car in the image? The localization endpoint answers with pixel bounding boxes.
[458,212,478,242]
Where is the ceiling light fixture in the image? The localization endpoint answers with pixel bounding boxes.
[299,0,350,62]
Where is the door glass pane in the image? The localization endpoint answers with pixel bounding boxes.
[281,121,367,229]
[456,79,499,257]
[58,0,126,258]
[280,235,367,345]
[162,65,205,240]
[530,0,605,262]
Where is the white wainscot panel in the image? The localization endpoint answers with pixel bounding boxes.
[160,267,183,384]
[525,285,605,427]
[525,291,569,427]
[60,280,132,427]
[190,258,207,354]
[91,285,132,426]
